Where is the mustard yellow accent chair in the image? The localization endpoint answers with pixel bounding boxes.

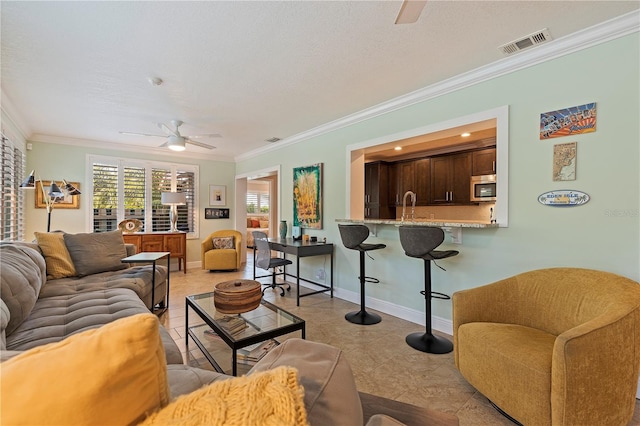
[201,230,243,271]
[453,268,640,426]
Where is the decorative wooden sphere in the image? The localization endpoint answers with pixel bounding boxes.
[214,279,262,314]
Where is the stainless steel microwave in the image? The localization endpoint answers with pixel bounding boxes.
[470,174,497,202]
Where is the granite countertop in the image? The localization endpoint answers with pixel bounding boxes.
[335,218,499,228]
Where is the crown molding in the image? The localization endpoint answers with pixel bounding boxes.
[236,9,639,162]
[28,134,235,163]
[0,89,31,142]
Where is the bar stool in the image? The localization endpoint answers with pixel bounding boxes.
[399,226,458,354]
[338,224,386,325]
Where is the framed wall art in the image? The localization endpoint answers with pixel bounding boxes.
[36,181,80,209]
[209,185,226,206]
[293,163,322,229]
[204,208,230,219]
[539,102,596,140]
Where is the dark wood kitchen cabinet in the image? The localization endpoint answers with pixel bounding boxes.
[389,160,416,206]
[414,158,431,206]
[430,152,472,204]
[364,161,394,219]
[472,147,497,176]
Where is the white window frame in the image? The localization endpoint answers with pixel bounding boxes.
[86,154,199,238]
[0,134,26,241]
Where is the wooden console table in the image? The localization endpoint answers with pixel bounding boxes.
[122,232,187,273]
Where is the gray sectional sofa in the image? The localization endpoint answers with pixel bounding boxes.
[0,232,457,425]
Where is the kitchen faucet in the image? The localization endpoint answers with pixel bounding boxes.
[402,190,416,222]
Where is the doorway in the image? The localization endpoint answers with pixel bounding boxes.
[235,166,280,261]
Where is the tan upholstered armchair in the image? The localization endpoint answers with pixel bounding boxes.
[452,268,640,426]
[201,230,242,271]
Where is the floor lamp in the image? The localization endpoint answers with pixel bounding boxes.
[20,171,82,232]
[161,191,186,232]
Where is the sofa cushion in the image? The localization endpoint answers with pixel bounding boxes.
[250,338,364,426]
[0,299,9,350]
[212,236,234,249]
[141,366,307,426]
[0,313,170,426]
[260,220,269,228]
[64,230,128,277]
[166,364,232,398]
[34,231,77,279]
[5,287,182,364]
[38,265,168,313]
[0,244,46,336]
[251,218,260,228]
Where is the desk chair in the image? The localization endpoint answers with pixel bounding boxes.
[338,224,386,325]
[252,231,292,296]
[399,226,458,354]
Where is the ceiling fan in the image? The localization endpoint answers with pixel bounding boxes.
[394,0,427,25]
[120,120,220,151]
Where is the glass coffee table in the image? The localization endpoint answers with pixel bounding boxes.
[185,292,305,376]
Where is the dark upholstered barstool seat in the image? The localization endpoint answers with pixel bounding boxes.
[399,226,458,354]
[253,231,292,296]
[338,224,386,325]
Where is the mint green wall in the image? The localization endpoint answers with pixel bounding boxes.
[237,34,640,321]
[24,142,235,265]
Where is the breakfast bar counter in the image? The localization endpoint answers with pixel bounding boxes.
[335,218,499,228]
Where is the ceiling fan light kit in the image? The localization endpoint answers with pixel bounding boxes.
[167,135,186,151]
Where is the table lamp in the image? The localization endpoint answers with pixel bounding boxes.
[161,191,186,232]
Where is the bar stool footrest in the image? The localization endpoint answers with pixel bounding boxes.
[359,276,380,284]
[419,290,451,300]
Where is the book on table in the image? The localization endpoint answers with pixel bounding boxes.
[237,339,278,364]
[204,315,248,338]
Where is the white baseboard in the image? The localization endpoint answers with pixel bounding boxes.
[299,281,453,336]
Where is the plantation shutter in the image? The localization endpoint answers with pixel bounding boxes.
[0,135,25,241]
[152,168,171,231]
[124,166,145,228]
[92,163,119,232]
[90,156,198,237]
[176,170,195,232]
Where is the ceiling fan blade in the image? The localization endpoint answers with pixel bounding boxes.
[185,138,216,150]
[120,131,166,138]
[185,133,222,139]
[395,0,427,24]
[158,122,178,136]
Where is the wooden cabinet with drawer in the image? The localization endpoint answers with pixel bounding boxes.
[122,232,187,273]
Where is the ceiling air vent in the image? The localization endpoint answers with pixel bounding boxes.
[499,28,552,56]
[265,137,281,143]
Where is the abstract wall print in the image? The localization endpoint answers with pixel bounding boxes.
[204,208,230,219]
[553,142,577,181]
[293,163,322,229]
[540,102,596,139]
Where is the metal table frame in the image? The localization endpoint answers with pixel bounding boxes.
[185,295,305,376]
[121,251,170,313]
[253,238,334,306]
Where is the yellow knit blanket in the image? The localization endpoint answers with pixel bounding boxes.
[140,366,308,426]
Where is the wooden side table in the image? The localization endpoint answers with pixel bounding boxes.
[122,252,171,313]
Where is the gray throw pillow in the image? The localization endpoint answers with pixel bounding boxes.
[64,230,128,277]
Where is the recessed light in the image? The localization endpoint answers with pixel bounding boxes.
[461,132,471,137]
[148,77,163,86]
[394,146,402,151]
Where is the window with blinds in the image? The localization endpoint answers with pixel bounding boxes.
[246,191,269,214]
[90,156,198,237]
[0,135,25,241]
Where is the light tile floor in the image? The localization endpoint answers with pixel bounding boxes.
[159,259,640,426]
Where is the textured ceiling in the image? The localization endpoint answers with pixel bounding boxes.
[1,1,638,161]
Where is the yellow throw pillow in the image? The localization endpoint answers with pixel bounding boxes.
[34,231,76,279]
[141,366,308,426]
[0,313,170,426]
